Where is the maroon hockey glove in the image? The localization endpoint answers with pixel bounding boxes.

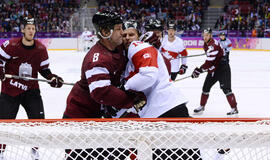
[0,66,5,81]
[47,74,64,88]
[139,31,161,49]
[125,89,147,112]
[191,67,203,78]
[179,65,188,75]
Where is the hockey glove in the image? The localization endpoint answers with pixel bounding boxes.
[102,105,119,118]
[47,74,64,88]
[179,65,188,75]
[0,66,5,81]
[191,67,203,78]
[139,31,161,49]
[125,89,147,112]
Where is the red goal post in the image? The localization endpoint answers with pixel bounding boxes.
[0,118,269,160]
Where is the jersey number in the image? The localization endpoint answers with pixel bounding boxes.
[93,53,99,62]
[3,40,9,48]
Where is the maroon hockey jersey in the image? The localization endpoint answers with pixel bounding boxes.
[64,42,135,118]
[202,38,224,73]
[0,38,50,97]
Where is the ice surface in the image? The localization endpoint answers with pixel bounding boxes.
[9,49,270,119]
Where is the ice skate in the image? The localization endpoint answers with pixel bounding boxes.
[31,148,39,160]
[193,106,205,114]
[0,152,5,160]
[227,108,238,115]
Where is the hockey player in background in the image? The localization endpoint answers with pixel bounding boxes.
[160,20,188,81]
[63,11,146,160]
[81,27,93,52]
[121,19,201,160]
[144,18,171,75]
[0,17,64,160]
[192,28,238,115]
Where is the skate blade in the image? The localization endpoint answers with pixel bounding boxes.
[193,111,204,115]
[227,113,239,118]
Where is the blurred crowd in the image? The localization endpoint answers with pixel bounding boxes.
[0,0,80,33]
[215,0,270,37]
[97,0,209,32]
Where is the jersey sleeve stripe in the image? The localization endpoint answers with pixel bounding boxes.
[40,59,49,67]
[88,80,111,93]
[207,51,218,56]
[0,47,11,59]
[206,56,216,61]
[85,67,109,79]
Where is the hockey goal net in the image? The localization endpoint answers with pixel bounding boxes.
[0,118,269,160]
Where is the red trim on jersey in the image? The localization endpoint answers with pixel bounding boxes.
[228,44,232,47]
[180,49,188,56]
[161,47,178,58]
[125,71,136,80]
[132,46,158,71]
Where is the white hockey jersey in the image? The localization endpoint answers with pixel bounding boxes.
[81,31,92,41]
[160,35,188,72]
[121,41,188,118]
[218,38,232,53]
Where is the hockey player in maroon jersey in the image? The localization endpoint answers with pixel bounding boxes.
[0,17,63,159]
[63,11,146,160]
[192,28,238,115]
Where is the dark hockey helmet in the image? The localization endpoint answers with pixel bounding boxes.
[123,19,140,35]
[219,32,226,36]
[92,10,123,33]
[203,27,212,34]
[23,17,35,27]
[167,20,176,30]
[145,18,163,31]
[123,19,139,30]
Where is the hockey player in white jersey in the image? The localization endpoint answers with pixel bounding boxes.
[119,19,202,160]
[218,32,232,61]
[160,20,188,81]
[121,20,191,118]
[81,28,93,52]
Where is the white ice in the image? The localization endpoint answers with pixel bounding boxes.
[10,49,270,119]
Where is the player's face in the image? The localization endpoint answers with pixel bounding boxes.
[167,29,175,38]
[110,24,123,46]
[219,35,226,40]
[153,30,162,40]
[22,24,36,41]
[203,32,212,43]
[122,28,139,49]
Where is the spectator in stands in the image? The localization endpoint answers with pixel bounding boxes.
[0,0,79,34]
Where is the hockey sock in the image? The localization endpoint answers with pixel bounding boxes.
[226,93,237,108]
[200,92,209,107]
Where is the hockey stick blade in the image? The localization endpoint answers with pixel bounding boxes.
[5,74,75,86]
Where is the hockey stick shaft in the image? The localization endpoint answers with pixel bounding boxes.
[174,75,192,82]
[5,74,75,86]
[171,53,206,60]
[174,71,207,82]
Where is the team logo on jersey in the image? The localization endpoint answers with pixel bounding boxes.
[143,53,151,59]
[19,63,32,78]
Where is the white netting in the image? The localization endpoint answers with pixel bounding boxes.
[0,119,269,160]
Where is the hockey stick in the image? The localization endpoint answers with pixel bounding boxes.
[5,74,75,86]
[119,100,146,118]
[174,75,192,82]
[169,53,206,60]
[174,71,207,82]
